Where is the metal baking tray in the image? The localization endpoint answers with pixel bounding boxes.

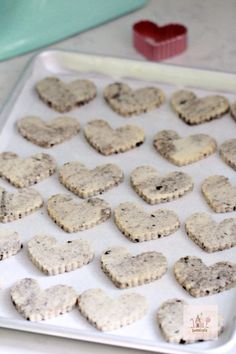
[0,50,235,354]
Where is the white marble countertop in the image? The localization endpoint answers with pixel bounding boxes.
[0,0,236,353]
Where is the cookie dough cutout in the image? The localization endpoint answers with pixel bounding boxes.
[220,139,236,171]
[0,230,22,261]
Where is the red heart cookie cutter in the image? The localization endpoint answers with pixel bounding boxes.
[133,20,187,61]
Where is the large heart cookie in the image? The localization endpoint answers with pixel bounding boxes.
[28,235,94,275]
[11,278,77,321]
[202,175,236,212]
[78,288,147,331]
[0,152,56,188]
[101,247,167,288]
[36,77,96,112]
[174,256,236,297]
[0,230,22,261]
[104,82,165,116]
[84,119,145,155]
[171,90,229,125]
[130,166,193,204]
[114,202,180,242]
[153,130,217,166]
[47,195,111,232]
[17,116,80,148]
[59,162,124,198]
[220,139,236,171]
[0,187,43,222]
[185,213,236,252]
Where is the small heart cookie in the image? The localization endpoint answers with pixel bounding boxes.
[36,77,96,112]
[28,235,94,275]
[17,116,80,148]
[101,247,167,288]
[185,213,236,252]
[174,256,236,297]
[202,175,236,212]
[84,119,145,155]
[130,166,193,204]
[47,195,111,232]
[59,162,124,198]
[171,90,229,125]
[0,230,22,261]
[114,202,180,242]
[220,139,236,170]
[0,187,43,222]
[78,288,148,331]
[104,82,165,116]
[0,152,56,188]
[11,278,77,321]
[153,130,217,166]
[231,101,236,121]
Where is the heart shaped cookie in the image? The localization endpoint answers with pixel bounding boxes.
[171,90,229,125]
[84,119,145,155]
[28,235,94,275]
[0,152,56,188]
[78,288,148,331]
[11,278,77,321]
[104,82,165,116]
[101,247,167,288]
[185,213,236,252]
[17,116,80,148]
[114,202,180,242]
[0,187,43,222]
[59,162,124,198]
[47,195,111,232]
[0,230,22,260]
[231,101,236,121]
[153,130,217,166]
[36,77,96,112]
[220,139,236,170]
[130,166,193,204]
[202,175,236,212]
[174,256,236,297]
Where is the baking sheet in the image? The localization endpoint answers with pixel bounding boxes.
[0,50,235,354]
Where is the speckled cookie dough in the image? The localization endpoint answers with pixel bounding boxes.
[153,130,217,166]
[0,230,22,261]
[104,82,165,117]
[47,194,111,232]
[78,288,148,331]
[174,256,236,297]
[17,116,80,148]
[36,77,96,112]
[202,175,236,212]
[101,247,167,288]
[59,162,124,198]
[220,139,236,170]
[231,101,236,121]
[171,90,229,125]
[10,278,77,321]
[130,166,193,205]
[84,119,145,155]
[114,202,180,242]
[28,235,94,275]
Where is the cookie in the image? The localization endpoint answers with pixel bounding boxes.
[202,175,236,212]
[220,139,236,170]
[231,101,236,121]
[0,187,43,222]
[36,77,96,112]
[153,130,217,166]
[174,256,236,297]
[59,162,124,198]
[84,119,145,155]
[0,152,56,188]
[171,90,229,125]
[101,247,167,288]
[114,202,180,242]
[104,82,165,116]
[130,166,193,205]
[78,288,147,331]
[11,278,77,321]
[0,230,22,261]
[28,235,94,275]
[185,213,236,252]
[17,116,80,148]
[47,195,111,232]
